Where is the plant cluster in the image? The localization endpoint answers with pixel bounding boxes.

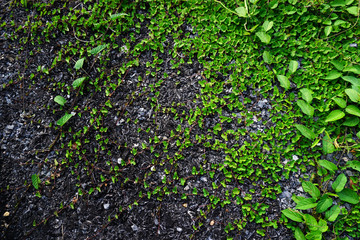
[1,0,360,239]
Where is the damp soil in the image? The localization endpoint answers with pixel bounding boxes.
[0,2,300,240]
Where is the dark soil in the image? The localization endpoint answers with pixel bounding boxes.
[0,1,298,239]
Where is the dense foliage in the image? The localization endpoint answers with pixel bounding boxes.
[2,0,360,239]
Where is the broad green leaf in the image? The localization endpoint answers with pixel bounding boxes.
[345,88,360,102]
[343,116,359,126]
[235,7,247,17]
[289,60,298,74]
[304,214,317,229]
[332,173,347,192]
[109,12,128,20]
[72,77,86,88]
[294,227,306,240]
[297,100,314,116]
[282,208,303,222]
[305,231,322,240]
[324,70,342,80]
[347,6,359,16]
[54,95,66,106]
[316,195,333,213]
[74,58,85,70]
[263,51,272,64]
[294,124,316,140]
[331,60,345,71]
[346,105,360,117]
[346,160,360,172]
[325,110,345,122]
[331,0,347,7]
[341,76,360,86]
[333,97,346,108]
[277,75,290,90]
[255,31,271,44]
[325,205,341,222]
[323,133,336,154]
[338,188,360,204]
[343,65,360,74]
[56,113,74,126]
[317,219,328,233]
[295,198,317,210]
[90,44,108,55]
[292,195,307,204]
[31,174,40,190]
[302,181,320,199]
[262,20,274,32]
[300,88,313,103]
[324,26,332,37]
[319,159,338,172]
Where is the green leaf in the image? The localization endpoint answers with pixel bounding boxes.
[235,7,247,17]
[319,159,338,172]
[305,230,322,240]
[90,44,108,55]
[294,227,306,240]
[331,0,347,7]
[333,97,346,108]
[269,0,278,9]
[346,6,359,16]
[74,58,85,70]
[332,173,347,192]
[331,60,345,71]
[297,100,314,116]
[325,110,345,122]
[316,195,333,213]
[342,76,360,86]
[54,95,66,106]
[56,113,74,126]
[109,12,128,20]
[282,209,303,222]
[325,205,341,222]
[294,124,316,140]
[343,65,360,74]
[346,105,360,117]
[72,77,86,88]
[289,60,298,74]
[324,26,332,37]
[345,88,360,102]
[324,70,342,80]
[300,88,313,103]
[263,51,272,64]
[277,75,290,90]
[295,198,317,210]
[302,181,321,199]
[338,188,360,204]
[262,20,274,32]
[317,219,328,233]
[31,174,40,190]
[323,133,335,154]
[343,116,359,126]
[255,31,271,44]
[304,214,318,230]
[346,160,360,172]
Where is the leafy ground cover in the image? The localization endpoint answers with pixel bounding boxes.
[1,0,360,239]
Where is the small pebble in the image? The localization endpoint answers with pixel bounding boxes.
[176,227,183,232]
[103,203,110,210]
[210,220,215,226]
[292,155,299,161]
[3,211,10,217]
[182,203,188,208]
[131,224,138,231]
